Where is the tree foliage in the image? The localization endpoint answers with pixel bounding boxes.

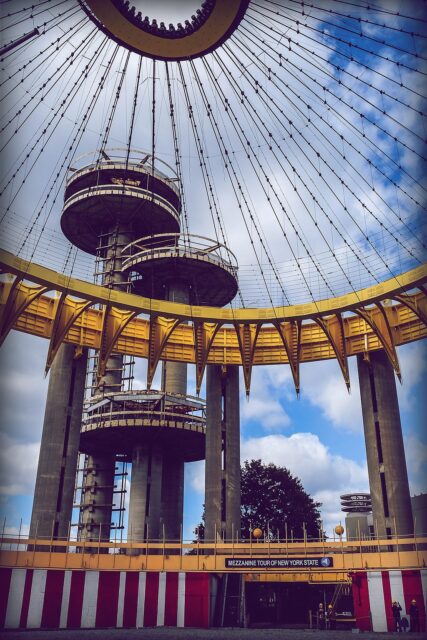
[195,459,322,540]
[240,459,322,539]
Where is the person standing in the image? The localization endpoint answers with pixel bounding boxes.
[392,601,402,632]
[318,603,326,630]
[327,604,336,630]
[409,599,420,633]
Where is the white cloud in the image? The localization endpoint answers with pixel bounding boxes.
[0,435,40,497]
[241,365,293,432]
[300,357,363,432]
[397,342,427,412]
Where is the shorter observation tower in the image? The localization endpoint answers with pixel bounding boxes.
[30,148,239,545]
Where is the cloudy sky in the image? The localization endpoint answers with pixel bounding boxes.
[0,0,426,540]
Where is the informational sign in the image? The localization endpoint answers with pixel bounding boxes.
[225,557,333,569]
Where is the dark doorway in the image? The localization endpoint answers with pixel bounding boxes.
[245,582,333,628]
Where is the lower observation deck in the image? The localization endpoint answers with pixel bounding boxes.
[80,390,205,461]
[122,233,239,306]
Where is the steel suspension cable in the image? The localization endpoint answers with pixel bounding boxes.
[180,61,289,307]
[227,35,426,259]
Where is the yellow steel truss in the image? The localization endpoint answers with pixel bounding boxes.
[1,535,425,576]
[1,250,426,394]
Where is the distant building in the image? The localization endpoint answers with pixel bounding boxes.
[341,492,426,539]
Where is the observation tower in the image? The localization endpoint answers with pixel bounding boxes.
[1,0,427,633]
[29,149,239,544]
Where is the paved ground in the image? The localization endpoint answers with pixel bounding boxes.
[0,629,426,640]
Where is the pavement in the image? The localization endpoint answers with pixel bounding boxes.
[0,629,426,640]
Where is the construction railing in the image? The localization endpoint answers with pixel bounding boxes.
[0,533,425,576]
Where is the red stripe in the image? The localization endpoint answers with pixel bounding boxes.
[164,572,178,626]
[95,571,120,628]
[352,572,371,632]
[0,568,12,628]
[41,570,64,629]
[402,569,425,632]
[381,571,394,631]
[67,571,85,628]
[184,573,210,628]
[143,573,159,627]
[19,569,33,629]
[123,572,139,628]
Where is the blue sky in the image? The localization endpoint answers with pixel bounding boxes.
[0,0,426,541]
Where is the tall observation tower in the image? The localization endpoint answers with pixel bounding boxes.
[29,150,239,544]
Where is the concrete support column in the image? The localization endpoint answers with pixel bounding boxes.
[79,226,132,543]
[161,455,184,541]
[145,446,163,541]
[357,350,413,538]
[160,281,188,539]
[29,344,87,541]
[127,445,164,543]
[205,365,223,542]
[205,365,241,542]
[79,453,116,543]
[224,365,241,541]
[127,281,188,545]
[128,445,148,548]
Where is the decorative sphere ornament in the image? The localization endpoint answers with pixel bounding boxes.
[335,525,345,536]
[252,527,263,539]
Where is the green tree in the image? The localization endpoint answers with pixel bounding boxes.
[240,459,322,540]
[194,459,322,541]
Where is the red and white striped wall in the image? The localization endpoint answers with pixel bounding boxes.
[0,569,210,630]
[352,569,427,632]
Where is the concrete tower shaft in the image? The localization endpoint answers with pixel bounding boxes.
[122,232,239,543]
[357,350,414,538]
[29,344,87,542]
[204,365,241,542]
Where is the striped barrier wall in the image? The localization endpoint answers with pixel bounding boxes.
[352,569,427,632]
[0,569,210,630]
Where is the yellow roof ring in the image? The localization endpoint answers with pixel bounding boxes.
[80,0,251,61]
[1,249,426,323]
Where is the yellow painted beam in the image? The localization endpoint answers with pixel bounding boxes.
[1,536,425,574]
[1,251,426,392]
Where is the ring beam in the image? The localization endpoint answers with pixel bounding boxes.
[80,0,250,60]
[1,249,426,394]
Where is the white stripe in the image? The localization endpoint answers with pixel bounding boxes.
[389,570,406,618]
[177,572,186,628]
[116,572,126,628]
[156,572,166,626]
[59,571,72,629]
[81,571,99,628]
[4,569,27,629]
[367,571,387,632]
[26,569,47,628]
[421,570,427,615]
[136,572,146,628]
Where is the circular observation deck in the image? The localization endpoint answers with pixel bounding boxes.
[340,493,372,514]
[61,150,181,254]
[122,233,239,306]
[79,390,205,462]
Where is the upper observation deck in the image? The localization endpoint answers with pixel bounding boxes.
[61,150,181,254]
